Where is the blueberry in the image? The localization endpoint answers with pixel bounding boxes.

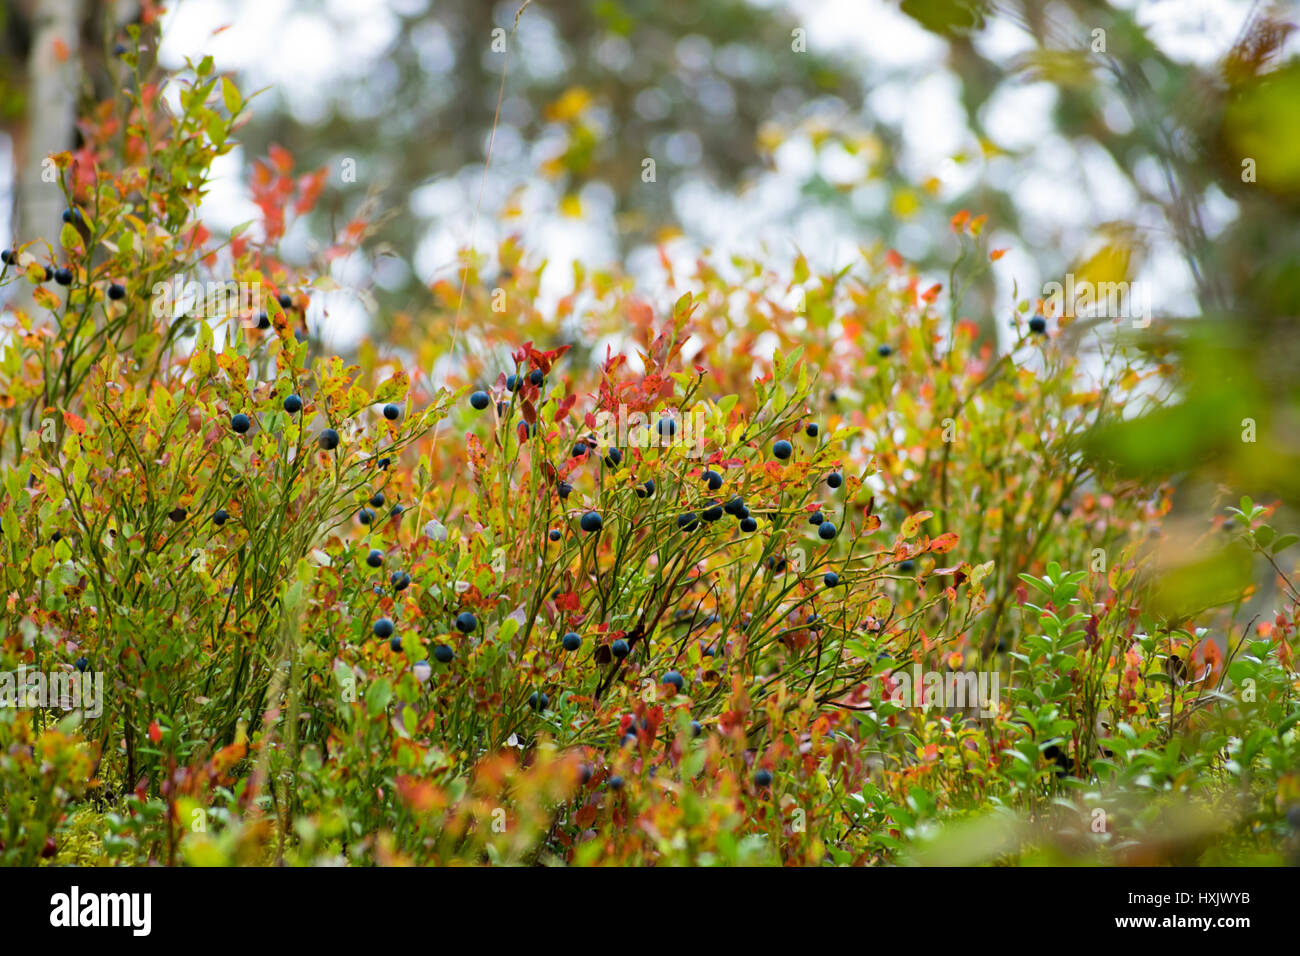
[580,511,603,533]
[213,509,229,526]
[54,267,73,286]
[740,517,758,533]
[230,413,250,434]
[1028,316,1047,334]
[604,448,622,467]
[44,266,54,282]
[608,775,624,790]
[284,394,303,413]
[737,505,751,519]
[657,417,676,439]
[558,482,573,500]
[579,764,593,785]
[562,632,581,651]
[701,504,723,522]
[390,636,402,652]
[690,720,702,738]
[391,571,411,591]
[678,512,698,532]
[827,472,843,489]
[611,639,630,659]
[517,421,536,440]
[805,423,819,437]
[114,42,128,56]
[643,478,655,496]
[506,374,521,392]
[455,611,477,633]
[529,369,544,387]
[470,390,490,410]
[373,618,394,638]
[662,670,684,692]
[318,429,340,450]
[358,509,373,525]
[258,311,271,329]
[899,559,915,572]
[702,470,723,491]
[636,479,655,498]
[168,507,187,522]
[773,440,793,460]
[754,769,773,788]
[62,208,82,225]
[108,283,125,300]
[1287,805,1300,829]
[877,344,892,357]
[572,441,588,457]
[369,491,385,508]
[367,549,384,568]
[528,691,548,711]
[376,457,391,470]
[818,521,837,540]
[824,571,839,587]
[808,511,825,526]
[724,497,744,516]
[278,293,293,309]
[433,643,454,663]
[75,656,89,672]
[383,403,400,421]
[549,528,561,542]
[51,532,62,542]
[0,249,10,264]
[293,329,307,343]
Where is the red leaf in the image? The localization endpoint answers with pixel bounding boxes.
[63,411,86,435]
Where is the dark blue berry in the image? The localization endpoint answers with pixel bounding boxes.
[827,472,842,488]
[506,374,521,392]
[604,448,622,467]
[899,559,915,572]
[755,769,773,788]
[367,549,384,568]
[557,482,573,499]
[213,509,229,526]
[877,344,892,357]
[580,511,603,533]
[54,268,73,285]
[549,529,561,542]
[529,369,544,387]
[433,643,454,663]
[818,521,837,540]
[678,512,698,532]
[383,403,400,420]
[1029,316,1047,334]
[773,440,793,460]
[108,283,125,300]
[230,413,250,434]
[390,636,402,652]
[284,394,303,413]
[318,429,340,450]
[528,691,548,711]
[662,670,684,692]
[373,618,394,638]
[657,417,676,439]
[611,639,630,659]
[702,470,722,491]
[562,632,581,651]
[740,517,758,533]
[470,390,490,410]
[805,423,818,437]
[690,720,702,737]
[701,504,723,522]
[358,509,374,525]
[278,293,293,309]
[608,775,624,790]
[75,656,90,672]
[455,611,477,633]
[369,491,385,508]
[809,511,825,526]
[391,571,411,591]
[572,441,588,457]
[824,571,839,587]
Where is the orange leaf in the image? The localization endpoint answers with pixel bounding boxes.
[63,411,86,435]
[929,532,959,554]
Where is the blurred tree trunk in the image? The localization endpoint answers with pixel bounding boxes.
[15,0,87,249]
